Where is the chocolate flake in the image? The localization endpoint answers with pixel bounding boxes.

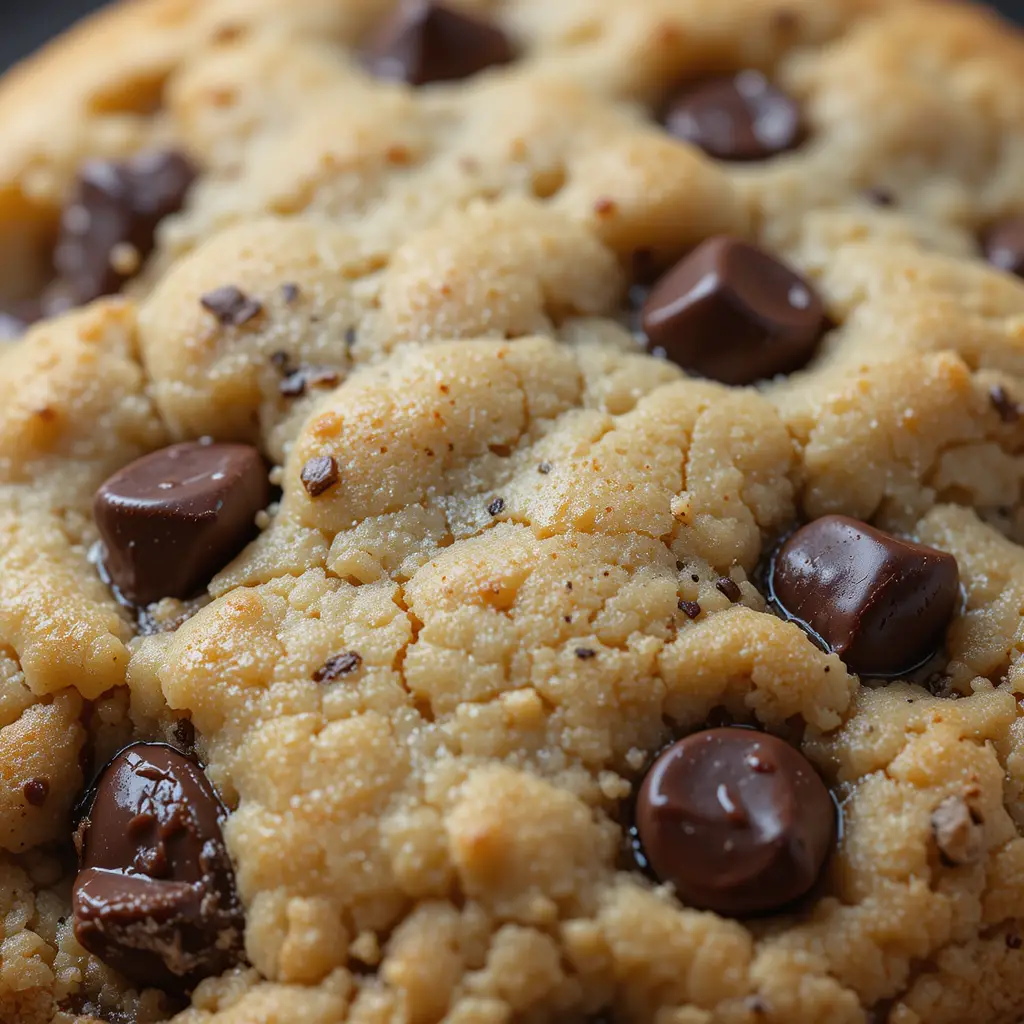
[678,599,702,620]
[716,577,742,602]
[301,455,340,497]
[200,285,263,327]
[989,384,1020,424]
[279,365,342,398]
[575,647,597,660]
[314,651,363,682]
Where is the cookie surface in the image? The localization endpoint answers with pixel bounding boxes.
[1,1,1024,1022]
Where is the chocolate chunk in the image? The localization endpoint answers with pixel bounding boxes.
[363,1,514,86]
[770,515,960,677]
[200,285,263,327]
[300,455,339,497]
[716,577,742,602]
[636,728,834,915]
[663,72,804,161]
[94,442,269,605]
[313,651,363,682]
[487,497,505,516]
[72,743,243,992]
[931,795,983,866]
[990,384,1020,423]
[678,599,701,620]
[23,778,49,806]
[641,237,825,385]
[982,216,1024,278]
[54,150,196,306]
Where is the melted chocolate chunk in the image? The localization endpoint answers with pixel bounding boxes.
[363,0,514,86]
[72,743,243,992]
[94,442,269,605]
[770,515,960,677]
[635,728,835,915]
[982,216,1024,278]
[641,236,825,385]
[663,72,804,161]
[54,151,196,306]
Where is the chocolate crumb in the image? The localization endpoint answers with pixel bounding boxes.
[279,365,341,398]
[487,497,505,516]
[575,647,596,660]
[344,326,357,347]
[863,187,895,207]
[281,282,301,303]
[201,285,263,326]
[23,778,49,806]
[314,651,363,682]
[270,350,292,373]
[716,577,742,602]
[678,599,701,619]
[173,717,197,754]
[1007,931,1023,950]
[301,455,340,497]
[990,384,1020,423]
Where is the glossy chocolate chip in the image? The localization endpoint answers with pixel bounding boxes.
[72,743,243,992]
[770,515,960,677]
[641,236,825,385]
[982,216,1024,278]
[54,150,196,306]
[636,728,834,916]
[664,72,804,161]
[94,442,269,605]
[363,0,514,86]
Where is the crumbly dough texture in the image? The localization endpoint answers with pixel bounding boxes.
[1,0,1024,1022]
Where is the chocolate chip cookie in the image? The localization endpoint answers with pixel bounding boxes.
[1,1,1024,1023]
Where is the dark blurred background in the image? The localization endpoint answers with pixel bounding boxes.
[1,0,1023,72]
